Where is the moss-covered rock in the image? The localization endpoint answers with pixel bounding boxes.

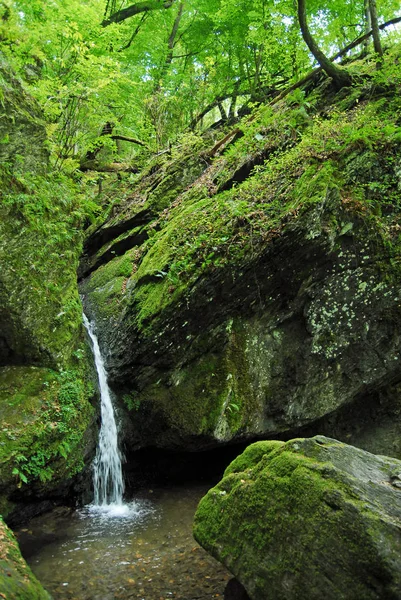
[0,516,51,599]
[194,436,401,600]
[0,359,96,520]
[0,207,86,368]
[0,56,97,519]
[81,49,401,455]
[0,53,48,174]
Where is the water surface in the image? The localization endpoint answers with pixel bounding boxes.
[17,484,230,600]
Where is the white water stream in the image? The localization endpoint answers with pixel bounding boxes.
[83,314,125,508]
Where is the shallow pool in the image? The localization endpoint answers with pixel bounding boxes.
[17,484,230,600]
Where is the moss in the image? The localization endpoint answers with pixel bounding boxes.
[0,360,94,513]
[0,175,90,369]
[128,318,268,442]
[138,351,230,437]
[224,440,285,476]
[194,436,401,600]
[0,516,51,599]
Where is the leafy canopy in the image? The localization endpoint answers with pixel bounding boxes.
[1,0,400,168]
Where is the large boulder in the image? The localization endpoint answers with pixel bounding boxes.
[0,516,51,599]
[194,436,401,600]
[81,77,401,456]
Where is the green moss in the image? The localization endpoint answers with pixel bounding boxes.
[0,361,94,506]
[0,169,97,368]
[194,436,401,599]
[0,516,51,599]
[224,440,285,476]
[121,87,401,331]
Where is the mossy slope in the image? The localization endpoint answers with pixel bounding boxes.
[194,436,401,600]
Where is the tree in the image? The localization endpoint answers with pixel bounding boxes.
[297,0,352,89]
[368,0,383,62]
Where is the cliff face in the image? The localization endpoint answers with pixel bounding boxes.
[0,55,96,520]
[80,49,401,457]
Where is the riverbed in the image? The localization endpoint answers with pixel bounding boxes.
[16,484,230,600]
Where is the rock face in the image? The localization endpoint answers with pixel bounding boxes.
[80,75,401,456]
[0,57,96,519]
[0,516,51,599]
[193,436,401,600]
[0,53,49,173]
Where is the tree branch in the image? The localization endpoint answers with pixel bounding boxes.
[270,15,401,106]
[119,12,149,51]
[111,134,149,148]
[297,0,352,89]
[102,0,174,26]
[80,160,139,173]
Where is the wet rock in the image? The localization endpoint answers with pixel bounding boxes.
[0,516,51,599]
[194,436,401,600]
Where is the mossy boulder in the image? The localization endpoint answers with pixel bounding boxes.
[194,436,401,600]
[0,516,51,599]
[81,59,401,455]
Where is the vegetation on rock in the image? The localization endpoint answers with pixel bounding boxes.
[194,436,401,600]
[81,44,401,453]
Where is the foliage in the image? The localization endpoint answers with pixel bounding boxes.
[1,0,399,167]
[0,364,94,488]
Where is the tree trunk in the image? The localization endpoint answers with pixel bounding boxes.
[297,0,351,89]
[362,0,372,55]
[368,0,383,64]
[153,1,184,92]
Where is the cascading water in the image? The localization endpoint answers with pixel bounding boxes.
[83,314,124,506]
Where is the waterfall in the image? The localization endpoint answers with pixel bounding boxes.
[83,314,124,506]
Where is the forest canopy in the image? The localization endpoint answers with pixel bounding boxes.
[1,0,400,171]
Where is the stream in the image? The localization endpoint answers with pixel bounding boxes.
[16,483,231,600]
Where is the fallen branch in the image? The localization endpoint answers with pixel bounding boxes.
[111,135,149,148]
